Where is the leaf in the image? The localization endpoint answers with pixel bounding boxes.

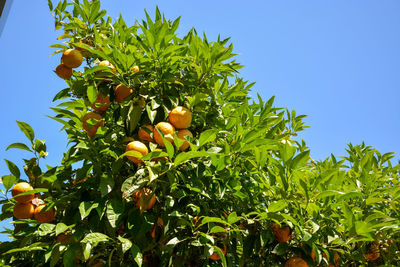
[317,190,344,199]
[174,151,216,166]
[268,200,287,213]
[131,244,143,267]
[128,104,142,134]
[291,150,310,169]
[118,236,132,254]
[4,159,20,179]
[79,202,99,220]
[198,129,216,147]
[106,199,124,228]
[81,232,110,246]
[164,138,175,159]
[210,226,226,234]
[55,223,69,236]
[6,142,32,152]
[16,121,35,143]
[1,175,17,191]
[272,242,289,256]
[146,105,157,123]
[87,85,97,104]
[3,242,47,255]
[99,176,115,196]
[198,216,231,227]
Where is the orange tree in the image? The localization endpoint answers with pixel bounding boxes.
[0,1,399,266]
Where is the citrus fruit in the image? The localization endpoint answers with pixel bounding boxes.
[13,203,35,219]
[130,66,139,73]
[285,257,309,267]
[138,124,154,142]
[55,64,73,79]
[12,182,34,203]
[34,204,56,223]
[82,112,104,138]
[98,60,117,74]
[176,129,193,150]
[91,92,110,112]
[151,217,164,239]
[209,244,227,261]
[133,188,156,210]
[114,84,133,103]
[153,122,175,146]
[125,141,148,164]
[56,232,72,244]
[169,106,192,129]
[272,223,291,242]
[61,49,83,68]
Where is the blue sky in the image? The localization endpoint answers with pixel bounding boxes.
[0,1,399,241]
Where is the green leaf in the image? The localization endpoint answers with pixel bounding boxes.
[198,216,231,227]
[118,236,132,254]
[87,85,97,104]
[291,150,310,169]
[79,201,99,220]
[131,244,143,267]
[164,138,175,159]
[6,142,32,152]
[272,242,289,256]
[146,105,157,123]
[1,175,17,191]
[128,104,142,134]
[4,159,20,179]
[210,226,226,234]
[16,121,35,143]
[106,199,124,228]
[55,223,69,236]
[81,232,110,246]
[268,200,287,213]
[174,151,216,166]
[38,223,56,236]
[198,129,216,147]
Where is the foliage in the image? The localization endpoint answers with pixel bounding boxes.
[0,0,399,266]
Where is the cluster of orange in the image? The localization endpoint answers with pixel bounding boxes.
[125,106,193,164]
[11,182,56,223]
[55,49,84,79]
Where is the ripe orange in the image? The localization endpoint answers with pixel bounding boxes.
[138,124,154,142]
[91,92,110,112]
[82,112,104,138]
[98,60,117,74]
[272,223,291,242]
[169,106,192,129]
[285,257,309,267]
[176,129,193,150]
[153,122,175,146]
[13,203,35,219]
[34,204,56,223]
[12,182,34,203]
[55,64,73,79]
[133,188,156,210]
[209,244,227,261]
[365,252,380,261]
[114,84,133,103]
[125,141,149,164]
[62,49,83,68]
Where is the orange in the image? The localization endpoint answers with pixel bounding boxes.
[365,252,380,261]
[272,223,291,242]
[34,204,56,223]
[209,244,227,261]
[98,60,117,74]
[114,84,133,103]
[12,182,34,203]
[130,66,139,73]
[13,203,35,219]
[125,141,148,164]
[61,49,83,68]
[133,188,156,210]
[56,232,72,244]
[91,92,110,112]
[138,124,154,142]
[176,129,193,150]
[285,257,309,267]
[82,112,104,138]
[169,106,192,129]
[153,122,175,146]
[55,64,73,79]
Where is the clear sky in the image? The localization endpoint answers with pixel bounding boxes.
[0,1,399,241]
